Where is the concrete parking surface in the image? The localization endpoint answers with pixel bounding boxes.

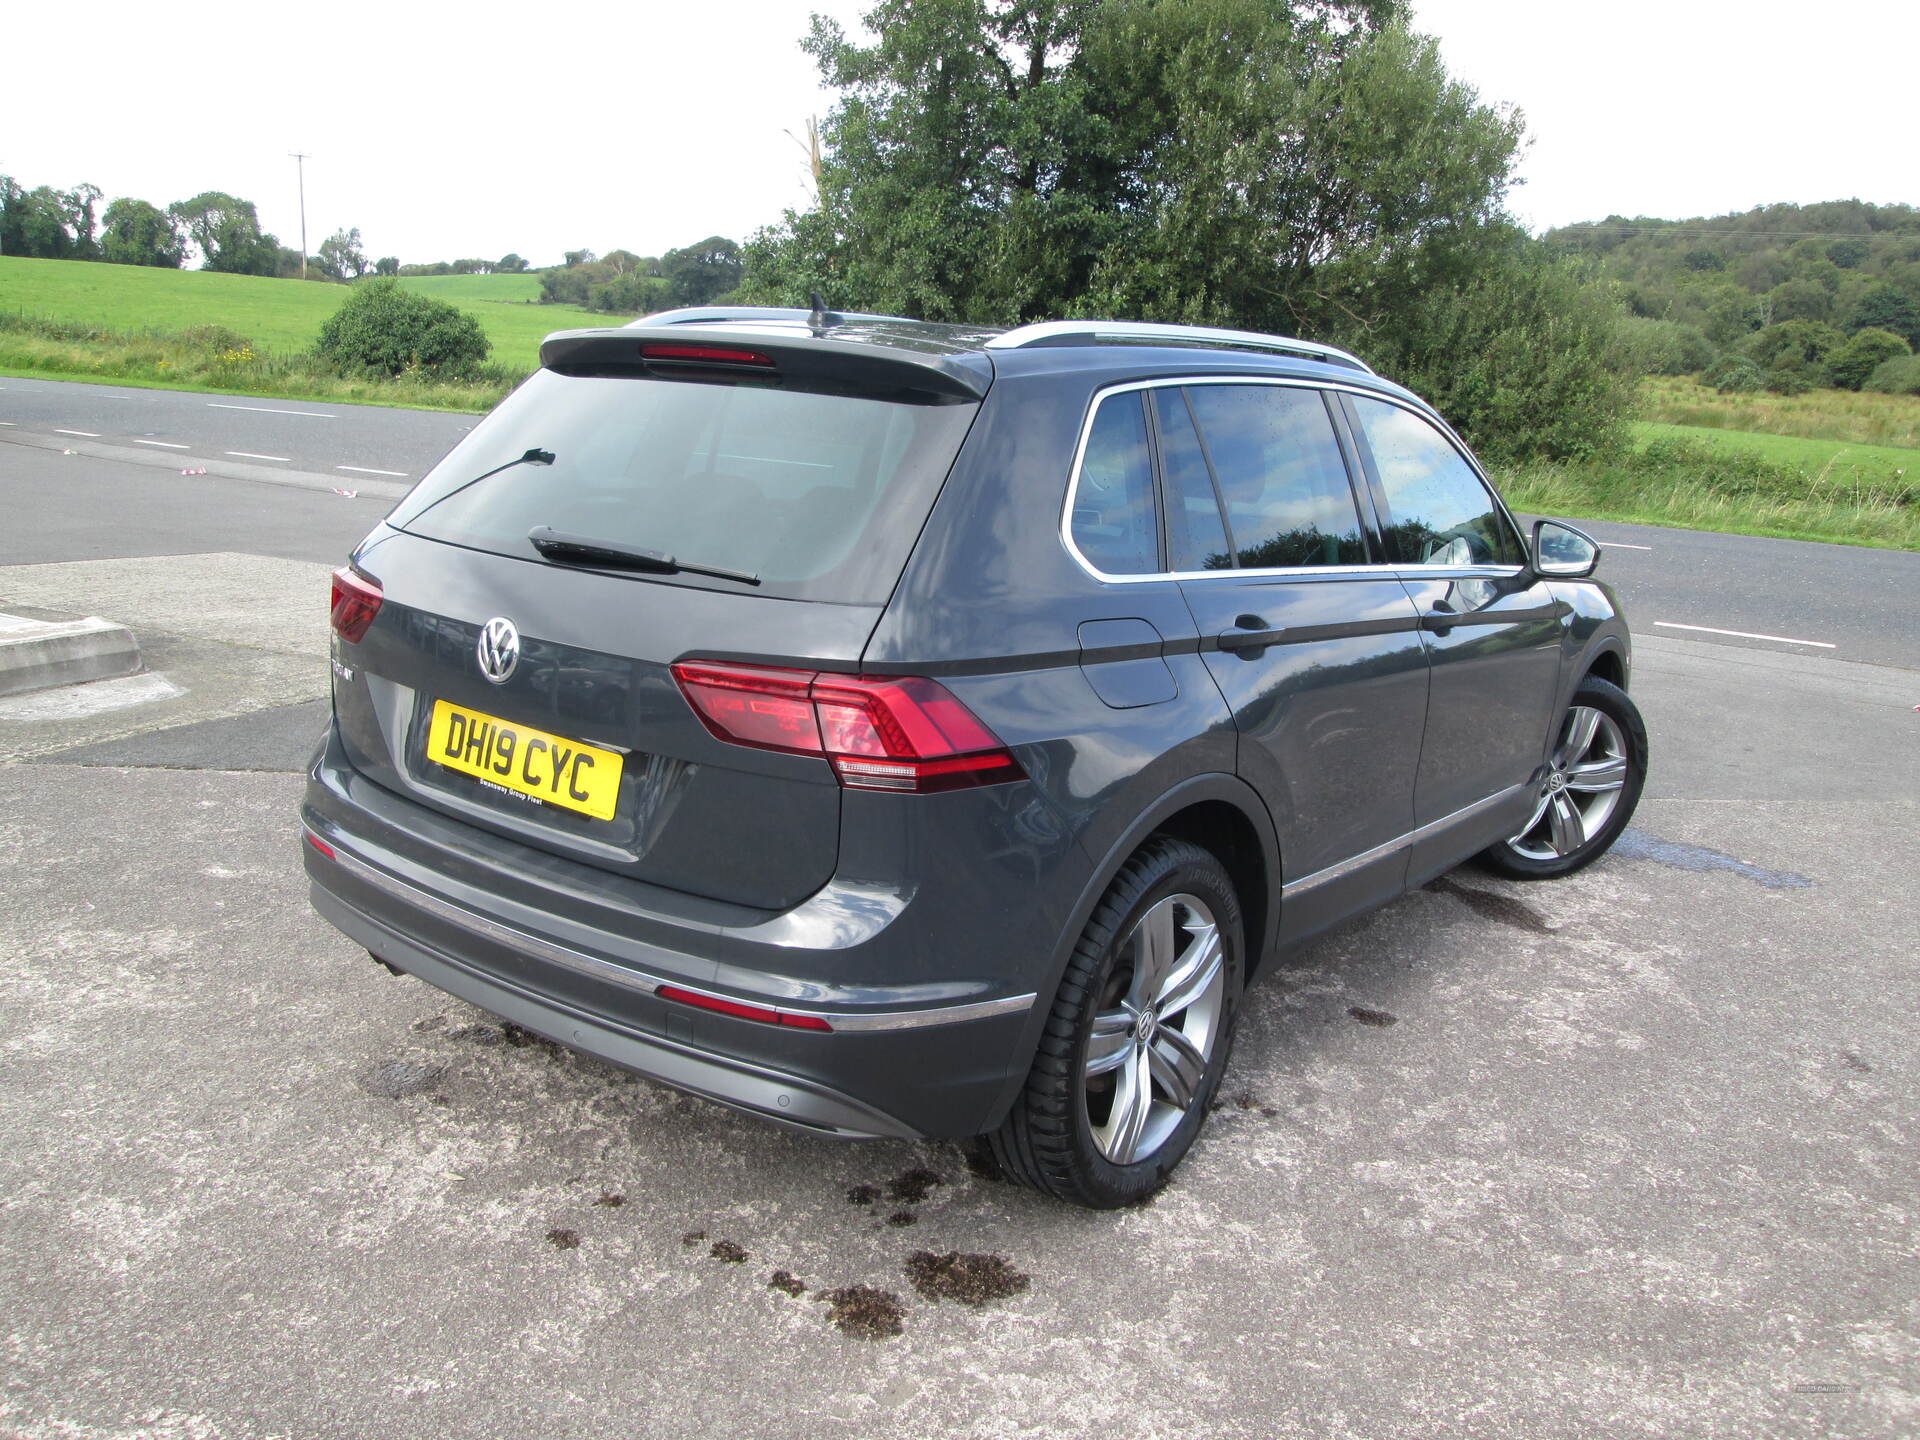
[1,432,1916,1439]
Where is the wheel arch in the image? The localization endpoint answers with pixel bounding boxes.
[1583,644,1627,690]
[977,772,1281,1133]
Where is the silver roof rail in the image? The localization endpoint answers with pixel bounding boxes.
[984,320,1373,374]
[628,305,895,329]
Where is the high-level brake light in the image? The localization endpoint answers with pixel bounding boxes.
[329,567,383,643]
[670,661,1024,794]
[640,343,775,367]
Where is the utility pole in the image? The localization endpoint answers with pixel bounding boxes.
[288,152,310,278]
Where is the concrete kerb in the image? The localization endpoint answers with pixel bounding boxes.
[0,426,413,503]
[0,613,141,697]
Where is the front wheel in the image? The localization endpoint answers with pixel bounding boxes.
[988,837,1243,1209]
[1478,675,1648,880]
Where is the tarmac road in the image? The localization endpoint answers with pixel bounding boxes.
[4,373,1917,665]
[0,407,1916,1440]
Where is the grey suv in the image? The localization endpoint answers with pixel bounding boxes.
[303,307,1646,1208]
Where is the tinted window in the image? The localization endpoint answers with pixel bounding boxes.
[1071,394,1159,575]
[1185,385,1367,569]
[1153,390,1232,571]
[1351,397,1524,567]
[387,370,978,603]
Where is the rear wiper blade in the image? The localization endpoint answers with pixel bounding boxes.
[403,448,556,527]
[526,526,761,586]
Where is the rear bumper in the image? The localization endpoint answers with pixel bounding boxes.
[301,737,1044,1139]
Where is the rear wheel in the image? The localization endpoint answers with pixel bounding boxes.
[1478,675,1647,880]
[989,837,1243,1209]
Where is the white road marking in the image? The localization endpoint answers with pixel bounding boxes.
[133,439,189,449]
[1603,541,1653,550]
[55,429,101,437]
[226,451,291,462]
[1655,621,1836,649]
[206,402,334,418]
[0,420,14,425]
[0,672,185,722]
[336,464,408,477]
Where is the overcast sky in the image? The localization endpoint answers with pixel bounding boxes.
[5,0,1913,267]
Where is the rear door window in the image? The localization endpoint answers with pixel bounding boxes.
[1183,385,1368,569]
[1349,397,1524,567]
[387,370,978,603]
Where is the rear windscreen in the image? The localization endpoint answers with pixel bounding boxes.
[387,370,979,603]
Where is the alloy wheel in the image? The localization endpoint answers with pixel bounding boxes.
[1082,893,1226,1165]
[1508,705,1630,861]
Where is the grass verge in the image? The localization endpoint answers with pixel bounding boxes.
[0,312,515,413]
[0,254,609,372]
[1499,433,1918,551]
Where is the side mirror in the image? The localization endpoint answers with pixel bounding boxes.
[1531,519,1600,579]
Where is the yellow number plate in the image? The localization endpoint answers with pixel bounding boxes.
[425,699,624,821]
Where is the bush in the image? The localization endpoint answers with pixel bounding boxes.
[1864,353,1920,396]
[1741,319,1845,369]
[1827,327,1910,391]
[313,278,489,376]
[1365,246,1635,464]
[1616,316,1716,376]
[1703,355,1765,393]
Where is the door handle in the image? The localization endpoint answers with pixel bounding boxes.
[1217,620,1287,652]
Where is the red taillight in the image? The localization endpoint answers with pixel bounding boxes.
[640,343,775,367]
[656,984,833,1032]
[329,567,382,643]
[304,832,336,859]
[670,662,1024,794]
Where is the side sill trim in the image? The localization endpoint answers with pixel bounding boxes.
[1280,783,1528,900]
[308,830,1035,1033]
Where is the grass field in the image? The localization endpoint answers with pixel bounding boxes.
[1640,375,1920,449]
[0,256,606,373]
[395,273,545,304]
[1632,421,1915,487]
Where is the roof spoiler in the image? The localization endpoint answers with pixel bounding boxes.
[539,325,989,404]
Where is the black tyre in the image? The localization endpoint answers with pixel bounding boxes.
[989,836,1243,1209]
[1477,675,1648,881]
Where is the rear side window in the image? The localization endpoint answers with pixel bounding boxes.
[1184,385,1368,569]
[1350,397,1524,567]
[387,370,978,603]
[1069,393,1159,575]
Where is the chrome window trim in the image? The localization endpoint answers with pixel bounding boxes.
[1280,784,1528,899]
[311,831,1036,1033]
[1059,376,1528,585]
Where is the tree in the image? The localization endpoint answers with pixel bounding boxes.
[100,198,186,267]
[739,0,1629,459]
[494,253,529,273]
[662,236,743,306]
[743,1,1517,332]
[1,182,78,257]
[562,248,597,268]
[63,183,103,259]
[374,256,399,276]
[316,227,369,281]
[168,191,278,274]
[313,278,489,375]
[1826,327,1910,390]
[1846,284,1920,347]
